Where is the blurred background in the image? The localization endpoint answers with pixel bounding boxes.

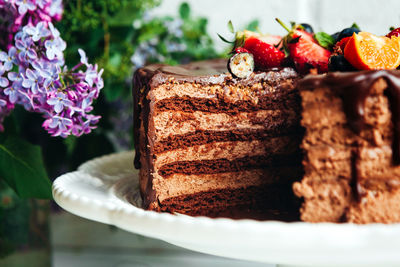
[1,0,400,266]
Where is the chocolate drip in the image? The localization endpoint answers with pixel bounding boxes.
[299,70,400,164]
[300,70,400,203]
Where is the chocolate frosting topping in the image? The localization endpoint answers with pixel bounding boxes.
[299,70,400,164]
[135,59,298,89]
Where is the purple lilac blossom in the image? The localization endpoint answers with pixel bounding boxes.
[0,0,103,137]
[0,0,63,49]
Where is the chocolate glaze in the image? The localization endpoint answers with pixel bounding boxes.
[132,59,300,209]
[299,70,400,201]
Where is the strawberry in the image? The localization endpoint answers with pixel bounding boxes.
[276,18,331,73]
[242,37,285,69]
[292,29,316,44]
[242,30,282,47]
[336,36,351,51]
[288,37,331,73]
[234,47,250,54]
[387,27,400,38]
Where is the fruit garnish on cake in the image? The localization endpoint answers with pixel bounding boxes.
[221,20,400,77]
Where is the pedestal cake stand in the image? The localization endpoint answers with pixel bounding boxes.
[53,151,400,267]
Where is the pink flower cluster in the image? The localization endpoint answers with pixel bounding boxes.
[0,0,103,137]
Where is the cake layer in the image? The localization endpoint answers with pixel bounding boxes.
[157,154,301,177]
[153,109,299,140]
[152,168,302,202]
[153,127,303,154]
[157,184,300,221]
[154,137,300,167]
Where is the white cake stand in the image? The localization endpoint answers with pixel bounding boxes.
[52,151,400,267]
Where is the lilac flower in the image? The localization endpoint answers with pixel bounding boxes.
[31,60,60,89]
[4,86,19,103]
[24,22,51,42]
[0,64,9,87]
[0,2,103,137]
[48,22,60,38]
[78,48,88,65]
[44,37,65,60]
[46,115,73,137]
[49,0,63,19]
[0,47,17,71]
[47,92,73,113]
[22,68,41,93]
[15,34,36,60]
[81,114,100,134]
[84,65,100,87]
[0,76,9,87]
[15,0,36,15]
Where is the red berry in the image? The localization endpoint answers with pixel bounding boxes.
[387,27,400,38]
[234,47,250,54]
[336,36,351,51]
[243,37,285,69]
[292,29,316,43]
[288,33,331,74]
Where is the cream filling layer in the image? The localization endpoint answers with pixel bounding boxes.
[152,169,294,202]
[153,109,298,139]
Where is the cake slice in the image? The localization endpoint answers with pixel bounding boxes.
[133,59,303,219]
[294,70,400,223]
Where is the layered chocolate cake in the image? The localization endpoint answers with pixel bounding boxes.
[133,21,400,223]
[294,71,400,223]
[133,59,303,218]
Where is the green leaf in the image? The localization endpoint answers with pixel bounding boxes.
[314,32,335,50]
[0,137,51,199]
[217,33,233,44]
[351,23,360,30]
[246,20,259,32]
[227,20,234,33]
[179,2,190,20]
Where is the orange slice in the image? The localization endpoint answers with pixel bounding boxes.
[344,32,400,70]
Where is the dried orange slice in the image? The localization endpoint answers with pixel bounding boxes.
[344,32,400,70]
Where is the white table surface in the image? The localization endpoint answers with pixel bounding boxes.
[51,211,275,267]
